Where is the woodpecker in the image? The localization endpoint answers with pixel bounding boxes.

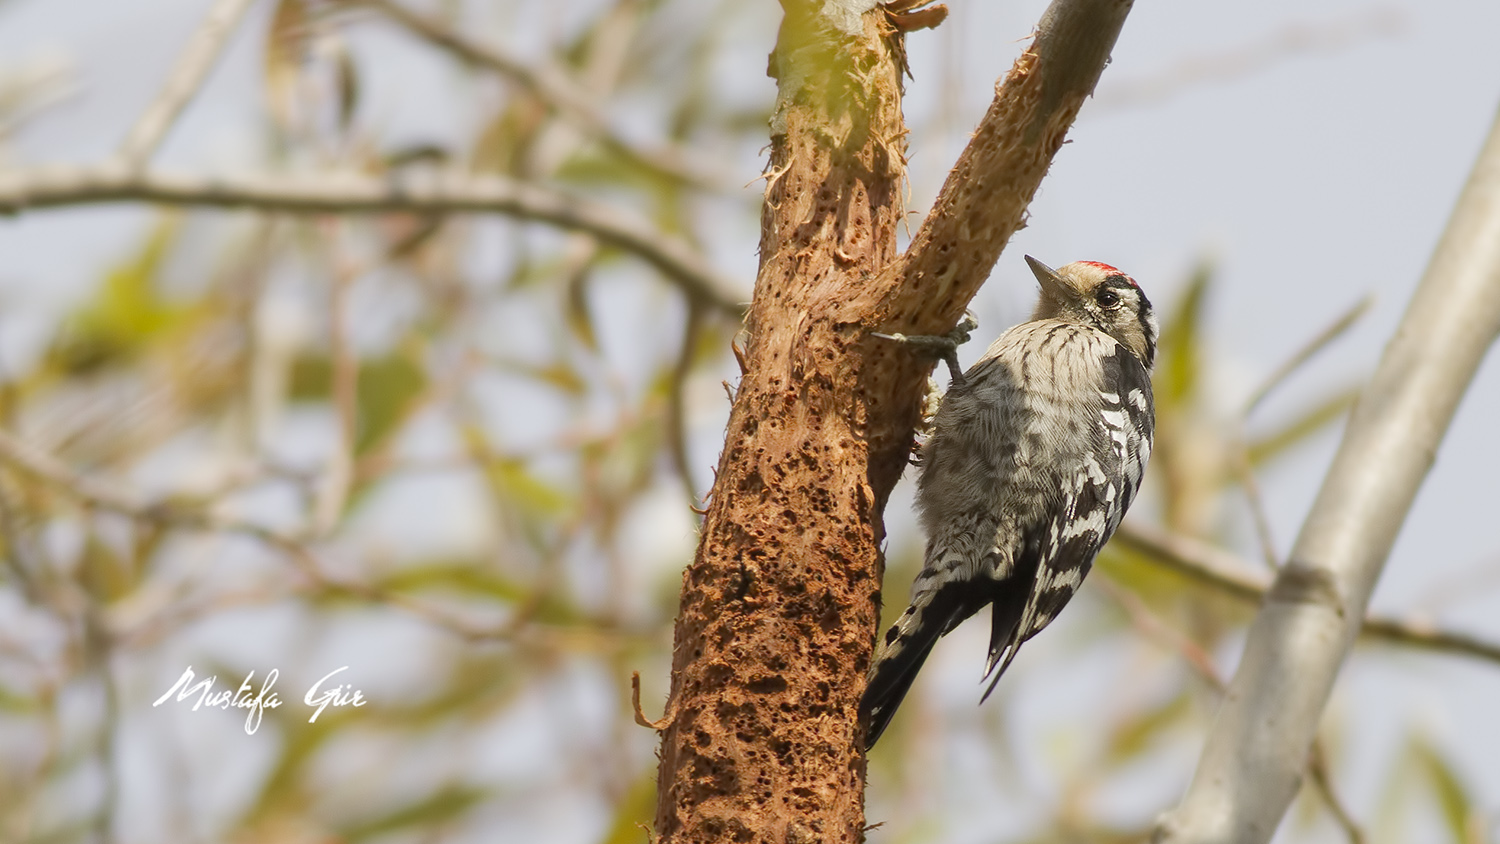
[862,255,1157,749]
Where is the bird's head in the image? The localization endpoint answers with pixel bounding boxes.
[1025,255,1158,367]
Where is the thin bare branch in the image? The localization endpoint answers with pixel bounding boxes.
[0,425,475,638]
[0,426,156,517]
[1243,294,1374,417]
[1114,522,1500,665]
[116,0,259,170]
[0,423,669,654]
[313,245,358,536]
[0,55,79,139]
[342,0,729,191]
[1155,95,1500,838]
[0,164,746,317]
[1307,739,1368,844]
[1231,445,1281,569]
[1098,577,1224,689]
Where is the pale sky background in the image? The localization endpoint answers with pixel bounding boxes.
[2,0,1499,842]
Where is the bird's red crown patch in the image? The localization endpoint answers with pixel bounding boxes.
[1079,261,1137,287]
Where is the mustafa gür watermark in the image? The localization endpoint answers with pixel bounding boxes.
[153,666,367,735]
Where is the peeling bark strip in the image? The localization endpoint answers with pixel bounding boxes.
[651,2,1134,841]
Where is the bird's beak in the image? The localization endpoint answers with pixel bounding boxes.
[1025,255,1073,302]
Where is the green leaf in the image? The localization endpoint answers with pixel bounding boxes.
[1246,388,1357,467]
[472,101,546,177]
[77,532,134,603]
[461,426,571,520]
[1102,686,1192,763]
[514,360,590,396]
[287,347,428,455]
[1414,737,1473,843]
[565,262,600,352]
[1153,261,1213,408]
[53,222,194,373]
[377,561,530,605]
[0,681,37,713]
[331,37,359,133]
[240,685,349,824]
[354,348,427,454]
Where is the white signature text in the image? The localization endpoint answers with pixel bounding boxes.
[153,666,366,734]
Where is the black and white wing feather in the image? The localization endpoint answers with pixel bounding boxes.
[981,341,1154,696]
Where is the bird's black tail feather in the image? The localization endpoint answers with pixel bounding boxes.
[861,626,941,750]
[861,584,973,749]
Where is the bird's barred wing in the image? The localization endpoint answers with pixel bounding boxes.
[982,344,1154,695]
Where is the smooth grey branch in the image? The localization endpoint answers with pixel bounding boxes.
[1153,102,1500,844]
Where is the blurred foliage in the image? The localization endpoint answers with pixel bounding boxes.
[0,2,1492,844]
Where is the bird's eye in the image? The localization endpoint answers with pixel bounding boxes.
[1096,288,1121,308]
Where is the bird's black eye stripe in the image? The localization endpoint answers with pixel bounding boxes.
[1095,276,1136,309]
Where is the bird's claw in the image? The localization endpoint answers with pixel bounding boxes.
[873,310,978,386]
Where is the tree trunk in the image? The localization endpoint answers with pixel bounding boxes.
[651,2,1135,841]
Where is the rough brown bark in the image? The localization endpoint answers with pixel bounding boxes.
[651,2,1134,842]
[650,7,906,842]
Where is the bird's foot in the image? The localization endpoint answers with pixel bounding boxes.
[872,311,977,385]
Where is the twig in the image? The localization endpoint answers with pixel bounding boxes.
[1232,444,1280,569]
[86,614,121,844]
[0,165,745,318]
[0,472,41,600]
[1234,296,1374,566]
[1097,577,1223,689]
[1307,739,1367,844]
[116,0,259,170]
[1113,522,1500,665]
[0,425,664,650]
[0,426,157,517]
[631,671,676,730]
[341,0,728,191]
[313,242,358,536]
[0,425,471,638]
[0,55,80,139]
[1106,554,1368,842]
[1243,295,1374,418]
